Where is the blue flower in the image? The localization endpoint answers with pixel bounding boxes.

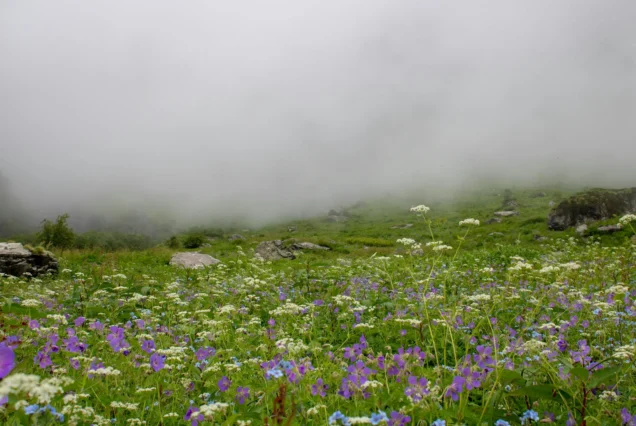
[495,420,511,426]
[521,410,539,424]
[370,411,388,425]
[24,404,40,415]
[432,420,446,426]
[329,411,351,425]
[266,368,284,379]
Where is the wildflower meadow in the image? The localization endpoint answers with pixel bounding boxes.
[1,208,635,425]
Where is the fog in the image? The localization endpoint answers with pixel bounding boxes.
[1,0,635,230]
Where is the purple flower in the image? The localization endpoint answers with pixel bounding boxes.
[150,352,166,372]
[141,340,156,354]
[388,411,411,426]
[460,367,482,391]
[445,376,465,401]
[195,346,215,361]
[235,386,250,404]
[69,358,80,370]
[621,408,636,426]
[474,345,494,368]
[184,405,204,426]
[106,326,130,353]
[34,351,52,369]
[311,378,328,397]
[0,343,16,378]
[404,375,429,402]
[29,320,40,329]
[74,316,85,327]
[218,375,231,392]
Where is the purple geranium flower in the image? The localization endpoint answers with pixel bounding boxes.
[141,340,156,354]
[0,343,16,378]
[388,411,411,426]
[404,375,429,402]
[445,376,465,401]
[218,375,231,392]
[235,386,250,404]
[184,405,204,426]
[311,378,328,397]
[150,352,166,372]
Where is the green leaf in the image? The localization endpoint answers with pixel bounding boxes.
[571,366,590,381]
[499,369,524,384]
[510,385,571,402]
[589,366,622,387]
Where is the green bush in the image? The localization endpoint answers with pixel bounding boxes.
[166,236,181,249]
[183,233,206,249]
[38,213,75,250]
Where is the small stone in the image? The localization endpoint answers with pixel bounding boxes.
[169,252,221,269]
[494,211,519,217]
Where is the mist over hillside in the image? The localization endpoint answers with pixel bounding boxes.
[2,0,635,231]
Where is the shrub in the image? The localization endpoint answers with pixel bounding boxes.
[166,236,181,249]
[38,213,75,250]
[183,233,206,249]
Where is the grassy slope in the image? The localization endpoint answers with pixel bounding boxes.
[57,187,635,274]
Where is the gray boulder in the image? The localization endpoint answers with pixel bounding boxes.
[290,242,330,251]
[169,252,221,269]
[548,188,636,230]
[228,234,245,241]
[254,240,295,261]
[390,224,413,229]
[0,243,58,277]
[485,217,502,224]
[596,225,621,233]
[576,224,588,235]
[327,215,348,223]
[494,211,519,217]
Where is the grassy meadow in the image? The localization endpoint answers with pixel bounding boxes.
[1,187,635,425]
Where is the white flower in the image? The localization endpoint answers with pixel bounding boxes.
[396,238,417,246]
[432,244,453,252]
[459,218,480,226]
[618,214,636,225]
[410,205,430,214]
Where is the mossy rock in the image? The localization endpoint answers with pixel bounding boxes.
[547,188,636,230]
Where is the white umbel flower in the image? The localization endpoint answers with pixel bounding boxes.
[410,205,430,214]
[459,218,480,226]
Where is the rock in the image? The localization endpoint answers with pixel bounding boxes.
[390,224,413,229]
[0,243,58,277]
[327,215,348,223]
[548,201,556,208]
[287,226,297,232]
[411,248,424,256]
[576,224,588,235]
[228,234,245,241]
[254,240,295,261]
[485,217,503,224]
[533,234,548,241]
[169,252,221,269]
[503,200,519,210]
[289,242,330,251]
[596,225,621,233]
[530,191,547,198]
[548,188,636,230]
[494,211,519,217]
